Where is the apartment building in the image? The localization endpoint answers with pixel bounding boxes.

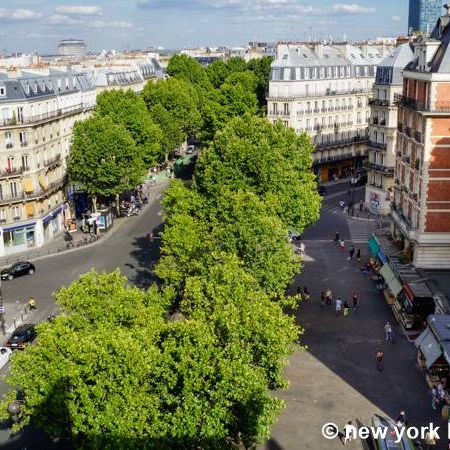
[0,71,95,256]
[267,42,388,182]
[365,44,414,215]
[392,6,450,268]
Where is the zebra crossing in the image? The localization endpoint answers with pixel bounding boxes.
[346,219,377,244]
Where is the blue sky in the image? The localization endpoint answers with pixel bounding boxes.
[0,1,414,53]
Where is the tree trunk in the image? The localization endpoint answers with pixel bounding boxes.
[92,195,97,213]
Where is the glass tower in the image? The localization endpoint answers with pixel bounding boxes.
[408,0,443,34]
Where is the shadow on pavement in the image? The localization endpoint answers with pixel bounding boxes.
[265,437,284,449]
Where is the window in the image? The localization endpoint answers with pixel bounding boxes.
[7,157,14,172]
[0,209,5,221]
[10,181,18,197]
[0,87,4,96]
[19,131,28,147]
[5,132,12,149]
[21,155,29,171]
[12,206,20,219]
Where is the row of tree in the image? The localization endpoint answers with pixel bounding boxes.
[1,56,321,448]
[67,55,274,209]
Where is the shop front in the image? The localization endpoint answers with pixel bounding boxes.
[416,315,450,388]
[1,221,37,255]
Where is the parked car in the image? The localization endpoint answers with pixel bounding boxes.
[1,261,35,281]
[288,230,302,242]
[0,347,12,370]
[317,185,327,196]
[6,324,37,350]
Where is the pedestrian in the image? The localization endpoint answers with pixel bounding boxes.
[343,300,350,317]
[431,386,438,410]
[424,429,439,449]
[335,297,342,316]
[325,288,333,305]
[334,231,340,242]
[376,349,384,371]
[343,421,356,444]
[28,297,36,311]
[384,321,394,343]
[349,244,355,260]
[299,242,305,256]
[320,291,325,308]
[359,199,363,212]
[356,248,361,261]
[396,410,406,427]
[352,291,358,310]
[303,286,310,301]
[339,239,345,252]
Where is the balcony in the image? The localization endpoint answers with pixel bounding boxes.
[370,141,387,150]
[270,110,290,117]
[44,154,62,169]
[25,178,66,200]
[369,98,392,107]
[0,167,23,179]
[397,123,403,133]
[314,152,354,165]
[0,193,25,205]
[267,87,372,102]
[394,94,450,113]
[405,126,412,137]
[0,103,92,128]
[20,141,28,148]
[366,161,395,176]
[315,135,370,150]
[390,208,415,239]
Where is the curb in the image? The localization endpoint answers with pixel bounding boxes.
[0,182,168,268]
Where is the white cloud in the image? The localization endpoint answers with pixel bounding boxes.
[90,20,133,28]
[48,14,82,25]
[49,15,132,29]
[55,5,102,15]
[392,15,401,22]
[333,3,375,14]
[0,8,42,20]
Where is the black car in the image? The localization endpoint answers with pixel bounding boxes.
[6,324,36,350]
[1,261,35,281]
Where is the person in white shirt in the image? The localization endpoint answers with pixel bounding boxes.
[335,298,343,316]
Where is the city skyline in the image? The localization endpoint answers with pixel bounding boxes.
[0,0,413,54]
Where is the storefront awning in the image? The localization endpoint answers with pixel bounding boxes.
[380,264,403,298]
[415,329,442,369]
[2,222,36,233]
[368,234,380,256]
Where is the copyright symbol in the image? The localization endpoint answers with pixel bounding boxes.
[322,422,339,440]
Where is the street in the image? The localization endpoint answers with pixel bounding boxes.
[262,187,443,449]
[0,184,164,449]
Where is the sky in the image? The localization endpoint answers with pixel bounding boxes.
[0,0,415,54]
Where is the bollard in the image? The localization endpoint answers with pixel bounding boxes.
[13,319,16,329]
[21,313,23,322]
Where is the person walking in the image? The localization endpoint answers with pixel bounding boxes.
[359,199,364,212]
[339,239,345,252]
[352,291,358,310]
[396,410,406,427]
[28,297,36,311]
[349,245,355,260]
[384,321,394,343]
[320,291,326,308]
[303,286,310,302]
[424,429,439,449]
[325,288,333,305]
[343,300,350,317]
[343,421,356,445]
[356,248,361,261]
[376,349,384,371]
[334,231,340,242]
[431,386,438,410]
[335,297,343,317]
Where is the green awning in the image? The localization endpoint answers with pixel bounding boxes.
[368,234,380,256]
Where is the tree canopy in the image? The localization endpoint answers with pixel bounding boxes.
[67,116,145,210]
[95,89,163,165]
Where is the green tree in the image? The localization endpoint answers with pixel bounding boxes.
[95,89,163,165]
[166,54,209,87]
[247,56,274,108]
[195,115,321,231]
[226,57,247,74]
[1,271,294,449]
[67,116,145,211]
[143,78,203,147]
[205,60,230,88]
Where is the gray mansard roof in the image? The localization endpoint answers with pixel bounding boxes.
[375,43,414,85]
[429,13,450,73]
[270,43,384,81]
[0,72,94,103]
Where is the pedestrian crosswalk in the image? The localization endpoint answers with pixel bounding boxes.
[347,219,377,244]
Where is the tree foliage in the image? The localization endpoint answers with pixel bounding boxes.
[95,89,163,165]
[195,115,321,231]
[1,271,295,449]
[67,116,145,209]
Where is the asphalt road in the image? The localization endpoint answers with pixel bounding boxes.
[0,185,164,449]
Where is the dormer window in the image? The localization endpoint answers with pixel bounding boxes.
[0,87,4,96]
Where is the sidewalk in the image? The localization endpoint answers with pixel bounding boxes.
[320,176,353,187]
[0,180,168,268]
